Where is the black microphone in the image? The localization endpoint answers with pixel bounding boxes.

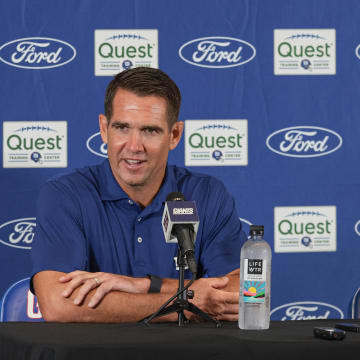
[162,192,198,274]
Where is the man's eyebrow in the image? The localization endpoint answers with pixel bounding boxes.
[111,121,130,127]
[140,125,164,132]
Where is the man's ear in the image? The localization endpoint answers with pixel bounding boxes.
[169,121,184,150]
[99,114,108,144]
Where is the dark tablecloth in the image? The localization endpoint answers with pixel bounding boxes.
[1,319,359,360]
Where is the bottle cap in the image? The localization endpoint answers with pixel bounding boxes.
[250,225,264,236]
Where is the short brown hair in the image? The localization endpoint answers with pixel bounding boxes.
[104,67,181,127]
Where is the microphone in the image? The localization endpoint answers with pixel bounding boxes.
[161,192,199,274]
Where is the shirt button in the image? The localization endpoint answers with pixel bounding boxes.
[137,237,143,243]
[128,200,133,205]
[137,217,142,222]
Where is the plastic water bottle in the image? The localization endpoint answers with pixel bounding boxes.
[238,225,271,330]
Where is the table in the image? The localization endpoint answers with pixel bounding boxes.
[1,320,360,360]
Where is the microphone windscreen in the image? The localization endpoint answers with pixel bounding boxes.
[166,192,186,202]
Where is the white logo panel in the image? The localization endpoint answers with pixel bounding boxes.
[185,120,248,166]
[274,29,336,75]
[274,206,336,253]
[95,30,158,76]
[3,121,67,168]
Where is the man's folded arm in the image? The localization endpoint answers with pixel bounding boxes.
[33,269,239,323]
[33,270,179,323]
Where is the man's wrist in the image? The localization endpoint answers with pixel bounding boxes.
[147,274,163,293]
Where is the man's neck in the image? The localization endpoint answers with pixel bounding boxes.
[120,174,166,209]
[126,186,157,209]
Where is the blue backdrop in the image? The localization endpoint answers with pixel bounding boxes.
[1,0,359,321]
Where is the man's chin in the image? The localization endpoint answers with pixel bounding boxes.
[127,181,146,188]
[122,176,147,188]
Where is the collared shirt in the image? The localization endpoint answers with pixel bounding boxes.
[31,160,243,286]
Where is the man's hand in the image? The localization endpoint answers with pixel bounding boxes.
[59,271,150,308]
[188,276,239,321]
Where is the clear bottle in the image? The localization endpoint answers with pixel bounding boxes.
[238,225,271,330]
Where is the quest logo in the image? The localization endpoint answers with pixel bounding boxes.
[3,121,67,168]
[270,301,344,321]
[266,126,342,158]
[179,36,256,68]
[185,120,248,166]
[274,206,336,253]
[95,30,158,76]
[0,218,36,250]
[86,132,107,158]
[274,29,336,75]
[0,37,76,69]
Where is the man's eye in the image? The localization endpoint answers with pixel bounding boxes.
[144,128,158,134]
[113,124,128,130]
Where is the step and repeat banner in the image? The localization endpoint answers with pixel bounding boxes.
[1,0,360,321]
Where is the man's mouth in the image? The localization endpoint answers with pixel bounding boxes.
[123,159,146,168]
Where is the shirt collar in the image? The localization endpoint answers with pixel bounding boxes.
[99,160,129,201]
[98,159,179,208]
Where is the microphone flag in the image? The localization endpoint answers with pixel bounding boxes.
[162,200,199,244]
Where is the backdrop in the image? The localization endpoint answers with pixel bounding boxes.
[1,0,359,322]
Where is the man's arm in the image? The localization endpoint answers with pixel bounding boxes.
[33,270,179,322]
[33,269,239,323]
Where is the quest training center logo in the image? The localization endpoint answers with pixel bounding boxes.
[179,36,256,68]
[274,206,336,253]
[185,120,248,166]
[270,301,344,321]
[266,126,342,158]
[3,121,67,168]
[0,218,35,250]
[274,29,336,75]
[0,37,76,69]
[94,29,158,76]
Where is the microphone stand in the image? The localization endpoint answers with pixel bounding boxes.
[143,249,221,327]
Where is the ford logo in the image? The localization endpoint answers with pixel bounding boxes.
[86,132,108,158]
[355,220,360,236]
[0,218,36,250]
[356,44,360,59]
[0,37,76,69]
[266,126,342,158]
[271,301,344,321]
[179,36,256,68]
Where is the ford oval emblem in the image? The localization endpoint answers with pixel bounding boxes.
[270,301,344,321]
[0,218,36,250]
[356,44,360,60]
[266,126,342,158]
[179,36,256,68]
[0,37,76,69]
[86,132,108,158]
[355,220,360,236]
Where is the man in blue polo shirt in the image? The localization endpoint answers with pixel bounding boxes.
[31,67,244,323]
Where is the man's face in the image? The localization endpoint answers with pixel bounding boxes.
[99,89,183,195]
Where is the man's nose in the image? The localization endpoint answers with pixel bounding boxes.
[126,130,144,152]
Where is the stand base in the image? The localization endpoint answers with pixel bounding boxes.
[143,299,221,328]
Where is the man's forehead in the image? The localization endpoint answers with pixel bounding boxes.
[113,89,167,110]
[121,104,164,114]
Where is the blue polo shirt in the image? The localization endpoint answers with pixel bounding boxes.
[31,160,244,289]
